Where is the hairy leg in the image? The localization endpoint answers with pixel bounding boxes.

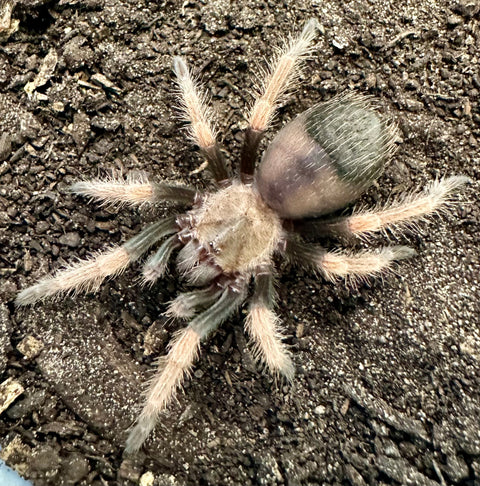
[245,266,294,380]
[16,217,178,305]
[285,237,415,283]
[317,246,415,282]
[71,175,198,207]
[240,18,320,181]
[173,56,230,183]
[125,287,246,452]
[294,176,470,239]
[142,235,182,284]
[165,286,223,319]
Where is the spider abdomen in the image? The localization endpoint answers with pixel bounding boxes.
[192,184,282,273]
[256,94,397,219]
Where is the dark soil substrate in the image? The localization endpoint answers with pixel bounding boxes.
[1,1,479,485]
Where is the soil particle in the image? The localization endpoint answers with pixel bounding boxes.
[30,444,62,474]
[376,455,439,486]
[346,383,430,442]
[57,231,81,247]
[452,0,480,18]
[60,452,91,485]
[6,387,45,420]
[0,304,11,374]
[442,453,469,483]
[118,456,143,484]
[63,36,95,71]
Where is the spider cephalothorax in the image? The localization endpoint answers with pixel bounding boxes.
[16,19,468,451]
[182,183,283,274]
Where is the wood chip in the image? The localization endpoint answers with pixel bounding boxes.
[91,73,121,94]
[0,377,24,414]
[0,0,19,38]
[17,335,44,359]
[24,48,58,98]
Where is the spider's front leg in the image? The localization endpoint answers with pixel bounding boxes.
[294,176,470,240]
[285,237,415,283]
[126,286,247,453]
[172,56,230,183]
[16,216,178,305]
[245,266,294,380]
[240,18,320,181]
[70,176,198,207]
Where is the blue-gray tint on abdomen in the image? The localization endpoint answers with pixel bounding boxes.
[256,95,392,219]
[304,101,384,184]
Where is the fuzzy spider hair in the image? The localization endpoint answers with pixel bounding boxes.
[16,19,469,452]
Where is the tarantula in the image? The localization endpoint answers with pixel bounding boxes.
[17,19,468,451]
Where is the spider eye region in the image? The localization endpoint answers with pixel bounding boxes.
[256,95,397,219]
[193,184,282,274]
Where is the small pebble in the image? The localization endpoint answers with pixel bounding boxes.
[58,232,81,247]
[139,471,155,486]
[17,335,44,359]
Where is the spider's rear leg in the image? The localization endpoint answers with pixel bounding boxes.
[16,216,178,306]
[294,176,470,240]
[126,286,247,453]
[285,237,415,283]
[240,18,320,181]
[71,177,197,207]
[173,56,230,183]
[245,266,294,380]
